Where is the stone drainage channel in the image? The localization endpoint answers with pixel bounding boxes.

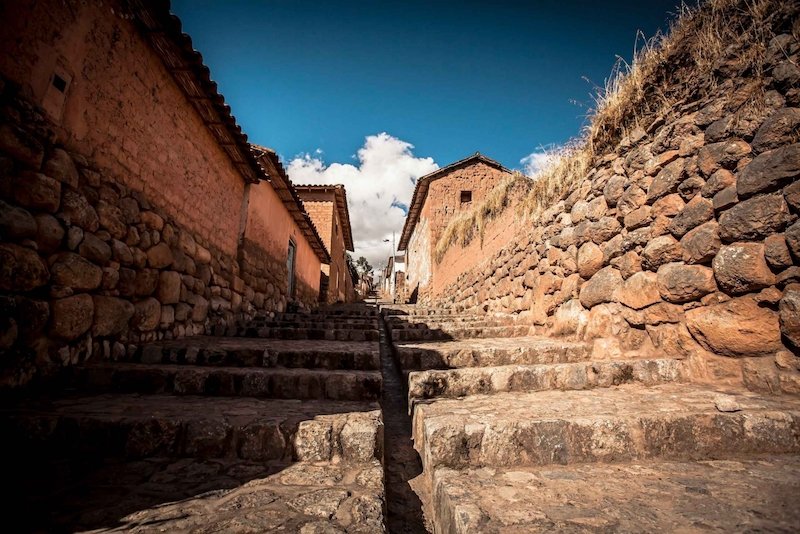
[376,308,430,533]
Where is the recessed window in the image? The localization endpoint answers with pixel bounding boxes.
[460,190,472,204]
[52,74,68,93]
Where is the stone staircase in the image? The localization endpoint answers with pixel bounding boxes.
[2,305,386,533]
[384,305,800,533]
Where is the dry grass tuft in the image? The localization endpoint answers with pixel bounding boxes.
[433,173,532,264]
[433,0,798,259]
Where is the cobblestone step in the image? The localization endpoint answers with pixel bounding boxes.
[390,324,531,342]
[235,326,380,341]
[408,358,686,405]
[3,394,383,462]
[394,336,592,371]
[385,318,512,328]
[133,337,381,370]
[243,319,380,330]
[412,384,800,472]
[430,456,800,533]
[73,363,382,401]
[9,452,385,532]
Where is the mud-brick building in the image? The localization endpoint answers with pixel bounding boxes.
[0,0,329,388]
[398,153,512,302]
[295,185,356,303]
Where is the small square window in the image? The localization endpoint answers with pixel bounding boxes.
[52,74,67,93]
[460,190,472,204]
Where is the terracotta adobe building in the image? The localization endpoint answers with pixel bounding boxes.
[398,152,512,302]
[0,0,330,386]
[295,184,356,303]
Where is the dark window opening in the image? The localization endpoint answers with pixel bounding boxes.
[52,74,67,93]
[460,190,472,204]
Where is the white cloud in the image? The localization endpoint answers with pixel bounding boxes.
[520,150,556,177]
[287,132,438,271]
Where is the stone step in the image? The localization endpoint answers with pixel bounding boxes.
[133,337,381,371]
[2,393,383,462]
[394,336,592,371]
[390,325,531,342]
[385,317,510,328]
[412,384,800,472]
[236,326,380,341]
[381,307,463,317]
[408,358,686,405]
[243,319,380,329]
[72,363,382,401]
[430,456,800,533]
[9,456,385,533]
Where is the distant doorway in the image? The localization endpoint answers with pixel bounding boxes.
[287,239,297,297]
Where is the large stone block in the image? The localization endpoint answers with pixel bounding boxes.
[718,194,791,242]
[92,296,134,337]
[132,297,161,332]
[0,243,49,291]
[765,234,793,269]
[59,188,99,231]
[49,252,102,291]
[96,200,127,239]
[14,172,60,213]
[696,139,750,176]
[577,242,604,279]
[657,262,717,303]
[35,213,64,254]
[646,158,685,202]
[681,221,721,264]
[779,288,800,349]
[641,235,683,271]
[668,195,714,237]
[78,233,112,265]
[50,293,93,340]
[157,270,181,304]
[617,271,661,310]
[686,296,782,356]
[42,148,79,188]
[147,242,174,269]
[578,266,622,308]
[752,110,800,153]
[737,143,800,198]
[0,200,37,239]
[713,243,776,295]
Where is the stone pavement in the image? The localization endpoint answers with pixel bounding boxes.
[384,305,800,533]
[3,305,387,533]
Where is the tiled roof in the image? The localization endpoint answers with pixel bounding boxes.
[397,152,512,250]
[125,0,330,263]
[251,147,331,264]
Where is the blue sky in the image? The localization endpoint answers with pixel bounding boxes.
[171,0,682,266]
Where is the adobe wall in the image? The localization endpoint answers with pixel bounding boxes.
[0,0,245,256]
[405,162,511,301]
[0,1,320,389]
[430,200,520,298]
[241,183,321,310]
[431,20,800,394]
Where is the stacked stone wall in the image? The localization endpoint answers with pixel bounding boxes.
[431,21,800,394]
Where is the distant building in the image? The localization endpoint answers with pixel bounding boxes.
[381,254,405,302]
[295,185,356,303]
[398,153,512,302]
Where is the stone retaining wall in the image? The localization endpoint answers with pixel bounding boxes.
[0,81,317,389]
[431,10,800,393]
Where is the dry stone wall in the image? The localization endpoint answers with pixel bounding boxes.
[433,24,800,394]
[0,81,316,389]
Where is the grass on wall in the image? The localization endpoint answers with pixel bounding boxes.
[433,173,532,264]
[433,0,797,260]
